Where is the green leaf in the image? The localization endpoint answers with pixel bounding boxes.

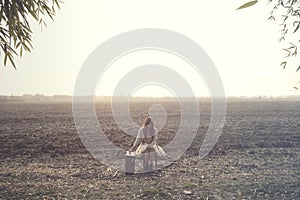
[237,1,258,10]
[54,0,61,9]
[22,42,31,52]
[20,47,23,57]
[4,53,8,66]
[293,23,300,33]
[8,54,16,69]
[268,16,275,21]
[16,41,21,49]
[280,61,287,69]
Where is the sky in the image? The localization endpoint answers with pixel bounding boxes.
[0,0,299,97]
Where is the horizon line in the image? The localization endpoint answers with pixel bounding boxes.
[0,94,299,99]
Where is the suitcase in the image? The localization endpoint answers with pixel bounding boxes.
[125,151,136,174]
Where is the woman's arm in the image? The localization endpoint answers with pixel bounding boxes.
[129,127,143,151]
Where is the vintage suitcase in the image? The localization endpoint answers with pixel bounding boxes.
[125,151,136,174]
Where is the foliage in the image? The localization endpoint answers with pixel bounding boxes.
[0,0,62,69]
[237,1,258,10]
[238,0,300,72]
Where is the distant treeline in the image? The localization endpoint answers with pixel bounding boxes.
[0,94,71,102]
[0,94,299,102]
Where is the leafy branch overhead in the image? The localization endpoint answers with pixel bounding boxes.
[0,0,62,69]
[238,0,300,72]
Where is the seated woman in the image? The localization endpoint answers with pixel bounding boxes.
[129,116,166,171]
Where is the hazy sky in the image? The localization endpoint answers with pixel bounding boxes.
[0,0,299,97]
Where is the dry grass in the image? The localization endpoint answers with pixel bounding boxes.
[0,100,299,199]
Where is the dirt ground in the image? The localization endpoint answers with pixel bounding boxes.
[0,99,299,199]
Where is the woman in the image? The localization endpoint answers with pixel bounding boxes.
[129,117,166,171]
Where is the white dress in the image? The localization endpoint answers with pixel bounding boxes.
[133,127,166,157]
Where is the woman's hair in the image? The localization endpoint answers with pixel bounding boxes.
[142,117,155,136]
[142,117,152,127]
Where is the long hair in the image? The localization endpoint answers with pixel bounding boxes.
[142,117,152,127]
[142,117,155,136]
